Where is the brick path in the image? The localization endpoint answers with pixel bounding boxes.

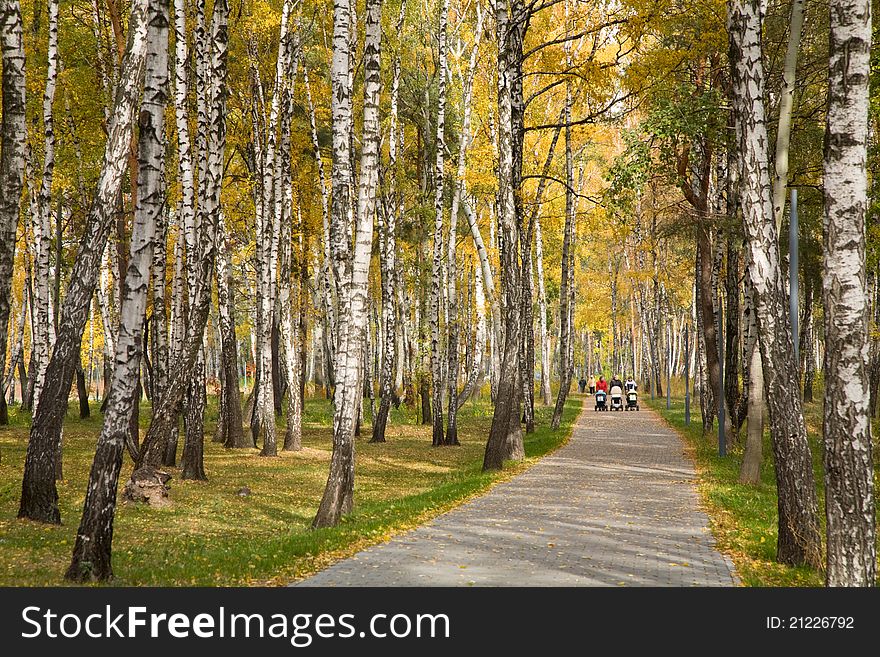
[294,398,738,586]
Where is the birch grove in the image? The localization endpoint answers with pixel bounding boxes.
[0,0,875,587]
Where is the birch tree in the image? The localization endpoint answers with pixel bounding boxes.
[215,210,246,448]
[483,0,523,471]
[371,0,407,444]
[821,0,875,587]
[312,0,382,528]
[550,62,575,431]
[136,0,229,474]
[0,0,26,426]
[445,0,483,445]
[18,0,150,524]
[429,0,450,447]
[535,216,551,406]
[29,0,60,415]
[278,41,303,453]
[727,0,821,567]
[66,0,169,582]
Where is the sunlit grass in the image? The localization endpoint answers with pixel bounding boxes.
[647,385,880,587]
[0,392,582,586]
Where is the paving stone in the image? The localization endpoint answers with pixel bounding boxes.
[294,400,739,587]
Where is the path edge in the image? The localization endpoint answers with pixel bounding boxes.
[643,403,742,587]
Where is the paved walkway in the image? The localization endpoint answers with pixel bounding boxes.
[295,399,738,586]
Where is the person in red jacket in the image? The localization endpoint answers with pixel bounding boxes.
[595,376,608,394]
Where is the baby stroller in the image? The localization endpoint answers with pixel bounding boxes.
[594,389,608,411]
[609,385,624,411]
[625,388,639,411]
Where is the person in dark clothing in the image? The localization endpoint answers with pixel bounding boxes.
[609,375,624,392]
[578,377,587,393]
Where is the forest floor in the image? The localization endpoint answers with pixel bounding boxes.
[647,389,880,586]
[0,393,581,586]
[295,403,737,586]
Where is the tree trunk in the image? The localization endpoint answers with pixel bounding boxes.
[29,0,60,415]
[304,69,336,388]
[162,224,186,466]
[76,358,90,419]
[724,234,740,434]
[771,0,805,233]
[136,0,228,474]
[738,271,763,485]
[697,230,722,437]
[429,0,449,447]
[216,212,246,447]
[312,0,381,528]
[550,71,575,431]
[802,310,814,402]
[483,0,522,470]
[728,0,822,567]
[0,0,27,426]
[821,0,875,587]
[371,0,406,444]
[536,218,552,405]
[66,0,167,581]
[18,0,150,524]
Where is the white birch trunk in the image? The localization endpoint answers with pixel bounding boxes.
[29,0,59,413]
[771,0,805,231]
[313,0,378,528]
[728,0,821,567]
[535,217,552,406]
[67,0,168,581]
[483,0,523,470]
[0,0,26,424]
[822,0,875,587]
[429,0,450,446]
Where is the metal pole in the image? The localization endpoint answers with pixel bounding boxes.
[790,188,799,362]
[718,299,726,456]
[684,323,690,424]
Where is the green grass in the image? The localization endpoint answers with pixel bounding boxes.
[646,389,880,586]
[0,393,583,586]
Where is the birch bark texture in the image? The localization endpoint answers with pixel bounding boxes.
[313,0,382,528]
[371,0,407,444]
[0,0,27,426]
[18,0,150,524]
[430,0,450,447]
[136,0,229,473]
[66,0,169,582]
[821,0,875,587]
[483,0,522,471]
[727,0,822,567]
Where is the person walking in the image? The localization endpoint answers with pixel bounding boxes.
[596,376,608,394]
[588,375,596,395]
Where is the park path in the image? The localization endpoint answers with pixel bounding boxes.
[294,398,738,587]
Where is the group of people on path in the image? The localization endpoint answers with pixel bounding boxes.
[578,374,637,395]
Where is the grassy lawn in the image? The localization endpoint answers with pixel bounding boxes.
[646,386,880,586]
[0,393,582,586]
